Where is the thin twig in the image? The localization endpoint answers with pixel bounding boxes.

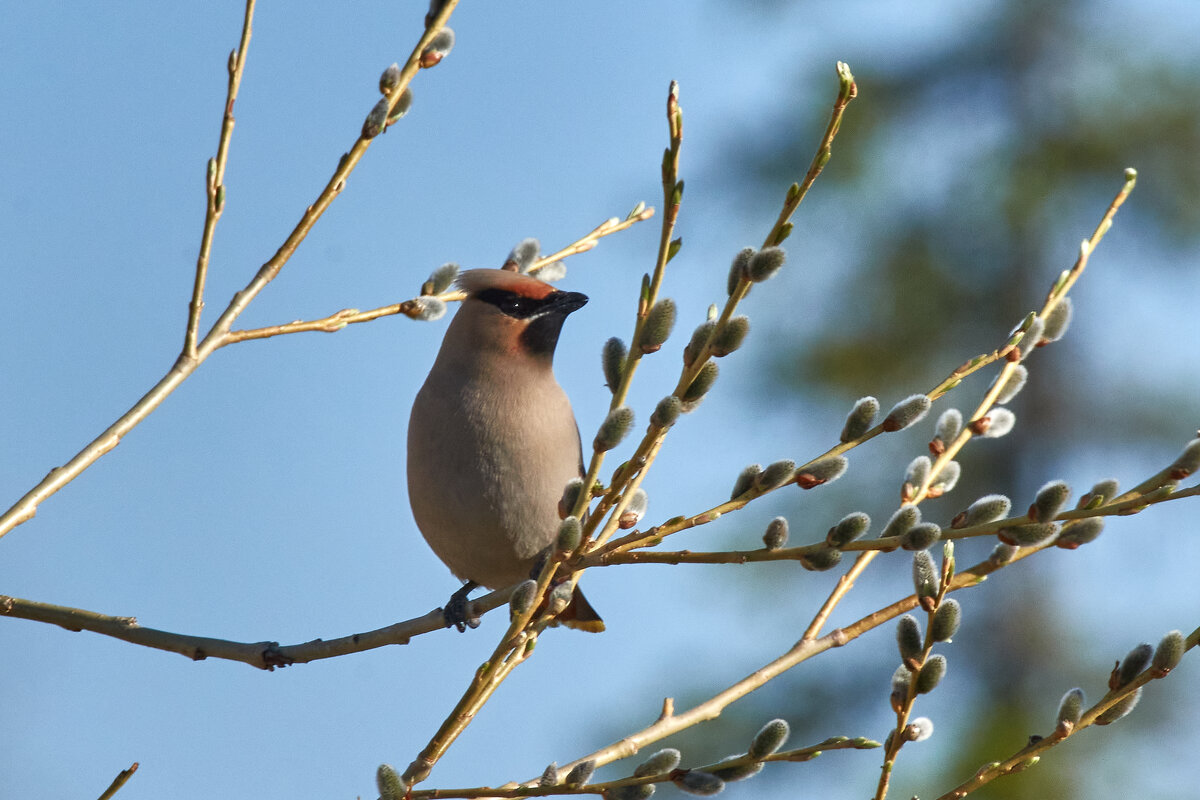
[222,208,655,346]
[936,622,1197,800]
[0,588,512,670]
[579,63,858,568]
[407,737,879,799]
[547,548,1025,780]
[0,2,461,542]
[185,0,255,358]
[529,209,655,276]
[873,549,955,800]
[96,762,139,800]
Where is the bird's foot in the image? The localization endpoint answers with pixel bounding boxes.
[444,582,482,632]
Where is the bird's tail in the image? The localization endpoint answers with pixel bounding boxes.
[555,586,605,633]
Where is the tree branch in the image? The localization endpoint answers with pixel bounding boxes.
[0,588,512,670]
[184,0,256,358]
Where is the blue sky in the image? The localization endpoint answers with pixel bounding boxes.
[2,3,1198,799]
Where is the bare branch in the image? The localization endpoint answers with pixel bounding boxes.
[0,589,512,670]
[185,0,256,358]
[96,762,139,800]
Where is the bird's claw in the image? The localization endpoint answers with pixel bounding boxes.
[444,582,482,632]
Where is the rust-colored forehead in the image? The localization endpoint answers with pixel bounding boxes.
[457,268,557,300]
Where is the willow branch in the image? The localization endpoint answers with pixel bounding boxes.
[0,588,512,670]
[936,622,1198,800]
[0,1,460,542]
[221,208,654,346]
[96,762,139,800]
[185,0,255,358]
[547,548,1022,780]
[407,737,878,799]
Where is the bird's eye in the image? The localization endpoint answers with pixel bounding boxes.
[476,288,545,319]
[499,296,532,316]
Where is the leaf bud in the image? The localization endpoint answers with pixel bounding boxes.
[905,717,934,742]
[411,296,447,321]
[1095,688,1142,725]
[762,517,789,549]
[904,456,931,489]
[1168,437,1200,480]
[1055,518,1104,549]
[973,407,1016,438]
[565,760,596,788]
[419,27,455,67]
[641,299,677,354]
[912,551,939,600]
[634,748,681,777]
[932,408,963,453]
[710,316,750,357]
[387,87,414,123]
[673,771,725,796]
[1040,297,1073,344]
[1152,630,1185,675]
[1030,480,1070,522]
[916,654,947,694]
[594,407,634,452]
[509,579,538,617]
[931,598,961,642]
[952,494,1011,529]
[992,364,1028,404]
[727,247,756,294]
[928,461,961,497]
[619,488,648,529]
[424,262,459,295]
[989,542,1019,565]
[362,97,390,139]
[827,512,871,547]
[667,237,683,262]
[683,321,716,366]
[558,478,585,519]
[537,260,566,282]
[901,522,941,551]
[1117,643,1153,687]
[882,394,932,432]
[748,719,790,759]
[608,784,655,800]
[731,464,762,500]
[601,338,627,392]
[798,546,842,571]
[755,459,796,492]
[379,62,402,95]
[547,582,573,615]
[794,455,848,489]
[557,516,582,552]
[507,237,540,272]
[1079,479,1119,508]
[882,505,921,540]
[540,762,559,786]
[896,614,923,662]
[377,764,406,800]
[746,246,786,282]
[998,522,1059,547]
[710,758,763,782]
[651,395,682,429]
[841,396,879,442]
[1056,688,1085,728]
[1017,316,1045,361]
[682,362,719,407]
[890,664,912,710]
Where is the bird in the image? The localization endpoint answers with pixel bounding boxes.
[407,266,604,632]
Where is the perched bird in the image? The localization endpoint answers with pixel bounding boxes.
[407,267,604,632]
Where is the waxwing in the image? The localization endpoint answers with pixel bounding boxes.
[407,267,604,632]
